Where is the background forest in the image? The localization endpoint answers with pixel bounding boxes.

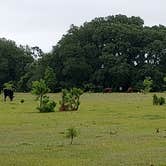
[1,14,166,92]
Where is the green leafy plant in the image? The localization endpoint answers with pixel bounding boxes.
[66,127,79,145]
[37,95,56,112]
[44,66,57,92]
[3,81,14,90]
[153,94,158,105]
[31,79,51,111]
[158,97,165,105]
[152,94,165,106]
[59,88,83,111]
[83,83,95,92]
[143,77,153,93]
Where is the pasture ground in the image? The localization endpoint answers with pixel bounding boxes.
[0,93,165,166]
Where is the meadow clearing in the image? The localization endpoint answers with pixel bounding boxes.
[0,93,165,166]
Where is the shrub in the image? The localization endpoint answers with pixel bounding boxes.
[158,97,165,105]
[143,77,153,93]
[37,95,56,113]
[31,79,50,111]
[20,99,25,103]
[59,88,83,111]
[153,94,158,105]
[65,127,78,145]
[153,94,165,106]
[83,83,95,92]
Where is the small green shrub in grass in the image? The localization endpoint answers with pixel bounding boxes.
[153,94,158,105]
[153,94,165,106]
[32,79,56,112]
[31,79,50,109]
[37,96,56,113]
[59,88,83,111]
[66,127,78,145]
[158,97,165,105]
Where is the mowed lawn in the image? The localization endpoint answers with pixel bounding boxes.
[0,93,165,166]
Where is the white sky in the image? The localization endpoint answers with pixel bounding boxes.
[0,0,165,52]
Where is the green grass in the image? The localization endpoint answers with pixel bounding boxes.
[0,93,166,166]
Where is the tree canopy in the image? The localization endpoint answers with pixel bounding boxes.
[1,14,166,92]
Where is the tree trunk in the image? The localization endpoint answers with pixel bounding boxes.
[39,95,43,109]
[71,137,73,145]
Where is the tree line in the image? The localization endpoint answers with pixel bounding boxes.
[1,14,166,92]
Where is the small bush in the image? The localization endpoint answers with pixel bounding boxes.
[153,94,158,105]
[153,94,165,106]
[20,99,25,103]
[83,83,95,92]
[59,88,83,111]
[37,96,56,113]
[143,77,153,93]
[66,127,78,145]
[158,97,165,105]
[31,79,50,110]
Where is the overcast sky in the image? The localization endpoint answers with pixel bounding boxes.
[0,0,165,52]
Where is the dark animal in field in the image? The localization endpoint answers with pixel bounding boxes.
[127,87,133,93]
[3,89,14,101]
[103,88,112,93]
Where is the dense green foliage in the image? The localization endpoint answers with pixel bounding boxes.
[153,94,165,105]
[158,97,165,105]
[59,88,83,111]
[0,39,33,90]
[37,95,56,113]
[31,80,56,112]
[1,14,166,92]
[153,94,159,105]
[44,66,57,92]
[31,79,50,111]
[143,77,153,93]
[47,15,166,91]
[3,81,14,90]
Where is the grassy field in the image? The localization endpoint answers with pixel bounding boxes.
[0,93,165,166]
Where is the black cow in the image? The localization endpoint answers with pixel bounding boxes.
[3,89,14,101]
